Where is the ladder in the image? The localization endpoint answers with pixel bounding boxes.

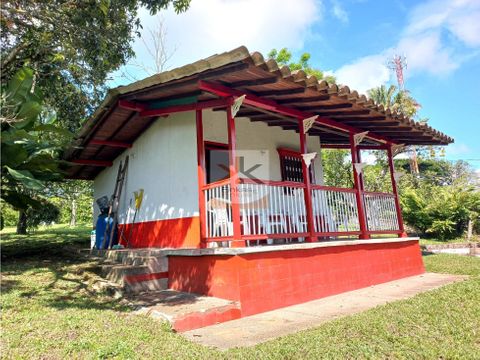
[102,156,129,249]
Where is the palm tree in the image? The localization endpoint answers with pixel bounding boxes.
[367,85,420,118]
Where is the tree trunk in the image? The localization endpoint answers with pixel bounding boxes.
[16,210,28,234]
[467,219,473,241]
[70,198,77,227]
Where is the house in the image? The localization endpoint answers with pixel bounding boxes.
[65,46,453,322]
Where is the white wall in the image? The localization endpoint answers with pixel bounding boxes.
[202,109,324,183]
[93,111,198,224]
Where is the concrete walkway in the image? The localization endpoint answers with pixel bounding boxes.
[183,273,466,349]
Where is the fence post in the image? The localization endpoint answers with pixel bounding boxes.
[349,132,370,239]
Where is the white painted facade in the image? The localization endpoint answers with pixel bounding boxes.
[93,109,324,225]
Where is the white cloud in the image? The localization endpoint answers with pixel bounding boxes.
[446,142,470,156]
[136,0,320,70]
[334,54,390,93]
[333,0,480,92]
[396,32,458,75]
[331,0,349,23]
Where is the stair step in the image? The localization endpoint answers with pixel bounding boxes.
[132,290,241,332]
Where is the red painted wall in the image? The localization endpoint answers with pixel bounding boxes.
[168,240,425,316]
[118,216,201,248]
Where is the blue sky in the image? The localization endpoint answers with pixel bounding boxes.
[111,0,480,171]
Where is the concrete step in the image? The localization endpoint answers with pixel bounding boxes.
[131,290,241,332]
[83,248,170,294]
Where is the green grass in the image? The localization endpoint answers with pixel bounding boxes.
[420,237,479,245]
[1,225,479,359]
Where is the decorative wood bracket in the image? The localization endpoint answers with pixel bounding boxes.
[392,143,405,157]
[393,171,405,182]
[303,115,318,134]
[353,131,369,146]
[301,152,317,167]
[231,95,246,117]
[353,162,367,174]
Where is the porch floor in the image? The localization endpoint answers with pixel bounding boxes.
[182,272,466,349]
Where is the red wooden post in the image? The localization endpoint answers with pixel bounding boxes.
[387,145,407,237]
[196,110,208,248]
[349,132,370,239]
[226,104,244,247]
[298,119,316,242]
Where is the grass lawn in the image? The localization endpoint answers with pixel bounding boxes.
[1,225,479,359]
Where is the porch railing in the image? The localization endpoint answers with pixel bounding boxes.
[202,178,401,245]
[238,179,308,239]
[204,179,232,239]
[363,192,399,232]
[311,185,360,235]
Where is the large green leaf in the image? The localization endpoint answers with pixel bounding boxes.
[1,144,28,168]
[1,190,43,210]
[34,124,72,138]
[6,67,35,103]
[5,167,44,191]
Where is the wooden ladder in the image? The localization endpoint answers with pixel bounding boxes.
[102,156,129,249]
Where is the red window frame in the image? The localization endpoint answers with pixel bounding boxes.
[277,147,316,184]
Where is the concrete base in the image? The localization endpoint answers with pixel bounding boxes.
[183,273,466,349]
[168,238,425,316]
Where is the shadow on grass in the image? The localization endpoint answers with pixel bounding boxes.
[1,225,131,313]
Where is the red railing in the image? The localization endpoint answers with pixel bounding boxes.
[202,179,402,246]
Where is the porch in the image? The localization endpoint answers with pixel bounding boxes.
[195,88,406,248]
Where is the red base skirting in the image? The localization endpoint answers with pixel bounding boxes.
[168,240,425,316]
[118,216,201,248]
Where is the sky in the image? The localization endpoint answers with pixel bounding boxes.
[111,0,480,171]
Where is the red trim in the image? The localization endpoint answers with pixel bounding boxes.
[206,236,235,242]
[204,140,229,150]
[364,191,395,197]
[118,99,147,112]
[322,144,388,150]
[387,145,406,235]
[349,133,370,239]
[311,184,356,193]
[118,217,201,248]
[202,178,231,190]
[140,98,230,118]
[71,159,112,167]
[226,104,245,247]
[239,177,306,188]
[277,147,302,157]
[198,80,396,145]
[298,119,316,242]
[314,231,362,236]
[196,110,207,248]
[366,230,403,234]
[124,272,168,284]
[240,233,310,240]
[90,139,132,148]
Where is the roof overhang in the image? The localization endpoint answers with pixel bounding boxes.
[64,46,453,180]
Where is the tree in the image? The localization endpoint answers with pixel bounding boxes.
[1,0,191,132]
[268,48,336,83]
[321,149,353,188]
[1,67,68,234]
[367,85,420,118]
[47,180,93,227]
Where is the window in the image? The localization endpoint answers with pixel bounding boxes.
[278,148,315,183]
